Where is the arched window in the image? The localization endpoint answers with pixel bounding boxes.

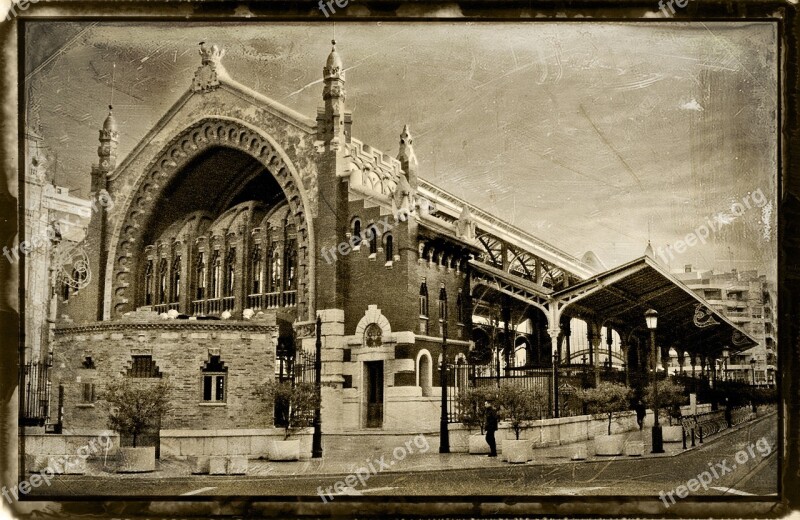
[251,245,263,294]
[62,280,70,301]
[456,289,463,324]
[284,239,297,290]
[144,260,154,305]
[225,248,236,297]
[171,255,181,303]
[367,225,378,255]
[419,280,429,317]
[210,251,222,299]
[352,218,362,247]
[196,252,206,300]
[384,234,394,263]
[158,258,168,304]
[269,245,281,292]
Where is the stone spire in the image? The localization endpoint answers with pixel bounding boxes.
[644,240,655,259]
[455,205,476,241]
[317,39,350,148]
[397,124,418,189]
[92,104,118,191]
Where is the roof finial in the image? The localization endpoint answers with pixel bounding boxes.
[323,37,344,81]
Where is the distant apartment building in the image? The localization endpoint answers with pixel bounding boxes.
[673,265,776,386]
[23,124,93,362]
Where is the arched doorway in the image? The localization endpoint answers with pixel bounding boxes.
[417,349,432,397]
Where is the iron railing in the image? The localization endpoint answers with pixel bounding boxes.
[22,361,51,426]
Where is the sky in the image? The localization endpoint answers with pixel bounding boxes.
[24,21,778,282]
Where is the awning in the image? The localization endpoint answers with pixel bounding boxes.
[468,255,758,359]
[552,256,759,357]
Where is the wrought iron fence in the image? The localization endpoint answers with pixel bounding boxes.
[445,362,553,423]
[22,361,51,426]
[680,405,754,443]
[293,348,317,385]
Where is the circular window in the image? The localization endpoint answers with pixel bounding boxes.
[364,323,383,348]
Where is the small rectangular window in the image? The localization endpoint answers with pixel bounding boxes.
[202,373,226,403]
[82,382,95,403]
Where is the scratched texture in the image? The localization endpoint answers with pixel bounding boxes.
[24,21,777,272]
[1,1,798,519]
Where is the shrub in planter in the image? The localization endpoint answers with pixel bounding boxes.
[644,379,687,426]
[644,379,688,442]
[496,384,548,463]
[102,378,171,473]
[456,386,499,454]
[578,382,632,436]
[259,380,320,461]
[578,382,631,455]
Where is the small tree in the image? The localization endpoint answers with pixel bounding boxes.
[102,378,171,448]
[644,380,688,425]
[260,380,320,440]
[578,382,631,436]
[497,384,549,440]
[456,386,499,434]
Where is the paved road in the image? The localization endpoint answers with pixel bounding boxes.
[30,414,778,499]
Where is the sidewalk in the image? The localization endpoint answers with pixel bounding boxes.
[82,411,775,478]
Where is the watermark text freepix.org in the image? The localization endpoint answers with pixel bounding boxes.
[4,0,40,22]
[655,188,768,265]
[317,434,430,502]
[659,436,772,507]
[320,197,436,265]
[1,433,113,504]
[2,189,115,264]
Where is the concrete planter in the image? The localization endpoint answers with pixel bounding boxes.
[503,439,531,464]
[469,433,491,455]
[663,425,684,443]
[625,440,645,457]
[116,447,156,473]
[571,445,588,460]
[594,435,625,456]
[269,439,300,461]
[448,429,470,453]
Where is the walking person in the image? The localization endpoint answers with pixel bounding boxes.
[484,400,498,457]
[635,399,646,431]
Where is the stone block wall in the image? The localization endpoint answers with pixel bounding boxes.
[159,428,312,460]
[51,320,277,433]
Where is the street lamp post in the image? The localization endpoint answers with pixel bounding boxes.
[750,357,757,413]
[645,309,664,454]
[439,284,450,454]
[722,348,729,382]
[311,314,323,458]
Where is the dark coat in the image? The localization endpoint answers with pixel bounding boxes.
[484,406,499,433]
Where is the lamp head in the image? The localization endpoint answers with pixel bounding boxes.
[645,308,658,330]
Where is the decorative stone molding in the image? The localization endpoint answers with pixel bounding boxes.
[109,118,311,320]
[53,320,277,336]
[354,305,392,346]
[192,42,226,93]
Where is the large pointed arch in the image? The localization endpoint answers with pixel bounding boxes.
[107,117,315,320]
